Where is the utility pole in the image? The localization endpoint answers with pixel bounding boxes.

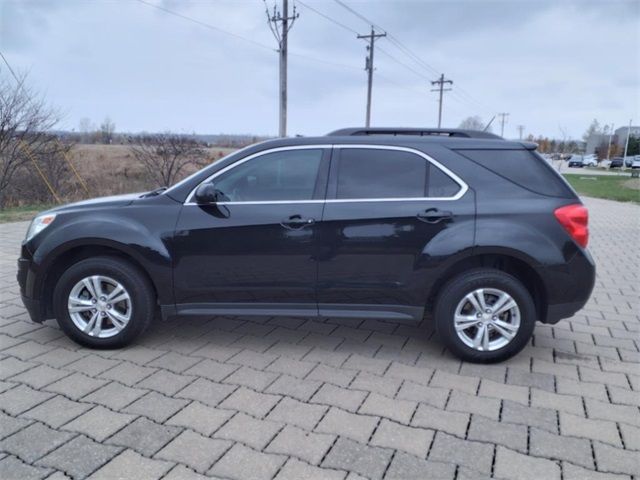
[357,27,386,127]
[265,0,299,137]
[517,125,525,140]
[606,123,614,161]
[430,74,453,128]
[497,113,510,137]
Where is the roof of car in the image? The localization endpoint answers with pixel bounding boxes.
[252,128,535,150]
[326,127,502,139]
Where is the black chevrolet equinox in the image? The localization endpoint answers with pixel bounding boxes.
[17,128,595,362]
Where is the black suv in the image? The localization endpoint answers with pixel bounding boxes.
[17,128,595,362]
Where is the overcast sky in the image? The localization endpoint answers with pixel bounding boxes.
[1,0,638,139]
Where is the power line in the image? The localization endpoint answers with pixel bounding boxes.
[377,47,433,82]
[296,2,433,84]
[135,0,353,73]
[331,0,497,117]
[0,50,21,85]
[333,0,381,29]
[135,0,274,52]
[385,35,439,77]
[296,0,358,35]
[331,0,440,77]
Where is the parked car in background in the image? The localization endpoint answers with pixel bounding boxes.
[599,159,612,169]
[582,154,598,167]
[17,127,596,363]
[568,155,584,167]
[567,155,596,168]
[609,157,624,169]
[624,157,635,167]
[632,158,640,169]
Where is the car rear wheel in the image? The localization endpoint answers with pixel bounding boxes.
[53,256,155,349]
[434,268,536,363]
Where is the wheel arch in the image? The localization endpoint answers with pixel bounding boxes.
[427,251,548,322]
[40,242,161,319]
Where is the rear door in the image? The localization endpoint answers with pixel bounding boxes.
[316,145,474,320]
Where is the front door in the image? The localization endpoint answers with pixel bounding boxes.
[317,145,474,321]
[172,146,329,315]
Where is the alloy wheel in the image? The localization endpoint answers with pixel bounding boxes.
[453,288,521,352]
[67,275,132,338]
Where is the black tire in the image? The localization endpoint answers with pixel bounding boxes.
[434,268,536,363]
[53,256,155,349]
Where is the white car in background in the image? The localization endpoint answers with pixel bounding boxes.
[582,154,598,167]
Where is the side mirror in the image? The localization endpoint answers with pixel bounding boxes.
[194,183,219,204]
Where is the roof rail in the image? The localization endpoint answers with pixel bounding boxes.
[326,127,503,140]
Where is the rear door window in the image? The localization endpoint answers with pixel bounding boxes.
[334,148,462,199]
[336,148,426,199]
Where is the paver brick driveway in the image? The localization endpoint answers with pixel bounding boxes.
[0,197,638,480]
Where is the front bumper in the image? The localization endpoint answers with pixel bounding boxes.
[20,295,43,323]
[17,256,44,323]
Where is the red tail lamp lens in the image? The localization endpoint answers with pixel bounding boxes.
[554,204,589,248]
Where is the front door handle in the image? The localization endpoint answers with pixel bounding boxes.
[281,214,315,230]
[417,208,454,224]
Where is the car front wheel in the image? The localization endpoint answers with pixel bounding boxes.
[434,268,536,363]
[53,256,155,349]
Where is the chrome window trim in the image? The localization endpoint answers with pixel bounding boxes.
[185,143,468,205]
[184,145,331,205]
[331,144,467,202]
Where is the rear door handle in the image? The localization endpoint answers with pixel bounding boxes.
[417,208,454,224]
[281,214,315,230]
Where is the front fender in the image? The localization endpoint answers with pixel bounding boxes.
[30,212,176,306]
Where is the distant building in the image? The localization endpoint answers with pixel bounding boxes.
[614,126,640,147]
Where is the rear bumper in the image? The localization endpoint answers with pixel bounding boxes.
[544,300,588,324]
[540,247,595,324]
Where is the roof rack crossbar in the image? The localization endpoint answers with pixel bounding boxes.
[326,127,503,140]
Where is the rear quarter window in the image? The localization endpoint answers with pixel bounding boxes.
[455,149,574,197]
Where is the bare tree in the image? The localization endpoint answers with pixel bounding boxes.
[78,117,94,144]
[582,119,602,142]
[129,133,204,187]
[9,140,74,205]
[458,116,490,132]
[99,116,115,144]
[0,72,64,208]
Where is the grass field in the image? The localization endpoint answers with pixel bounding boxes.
[563,173,640,204]
[0,204,54,223]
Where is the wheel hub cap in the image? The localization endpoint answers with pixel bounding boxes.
[67,275,132,338]
[453,288,521,352]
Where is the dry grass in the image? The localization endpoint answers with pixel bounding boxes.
[67,144,234,199]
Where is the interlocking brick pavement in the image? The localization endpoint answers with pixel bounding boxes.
[0,196,638,479]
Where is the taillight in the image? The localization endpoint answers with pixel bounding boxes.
[554,204,589,248]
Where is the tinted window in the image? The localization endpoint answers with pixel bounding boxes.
[456,149,573,197]
[213,149,323,201]
[336,149,427,199]
[429,166,461,197]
